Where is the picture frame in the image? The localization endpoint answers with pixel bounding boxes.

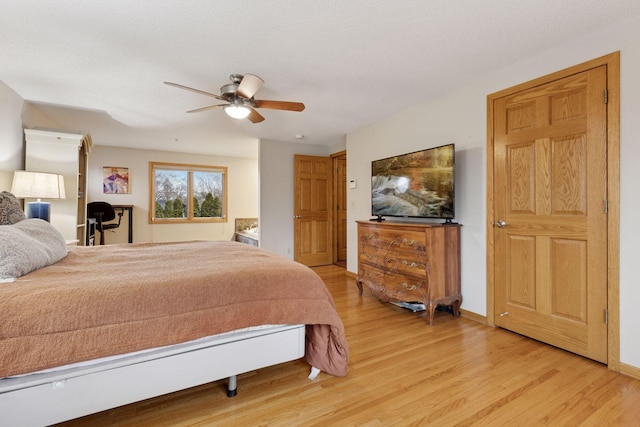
[103,167,130,194]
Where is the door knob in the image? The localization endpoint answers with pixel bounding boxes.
[294,215,302,219]
[495,220,507,228]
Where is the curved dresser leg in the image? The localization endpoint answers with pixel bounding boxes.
[452,297,462,317]
[426,303,436,326]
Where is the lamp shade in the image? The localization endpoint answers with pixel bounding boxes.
[11,171,66,222]
[11,171,66,200]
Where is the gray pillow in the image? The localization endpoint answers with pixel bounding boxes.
[0,219,68,279]
[0,191,26,225]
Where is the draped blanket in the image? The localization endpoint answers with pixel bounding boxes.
[0,241,348,378]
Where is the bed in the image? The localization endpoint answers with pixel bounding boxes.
[0,208,348,426]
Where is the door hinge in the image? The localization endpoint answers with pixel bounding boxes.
[604,199,608,214]
[604,309,609,324]
[604,89,608,104]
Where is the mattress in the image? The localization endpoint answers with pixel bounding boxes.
[1,240,348,378]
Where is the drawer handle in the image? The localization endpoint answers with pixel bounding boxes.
[402,260,417,268]
[402,239,417,245]
[401,283,417,291]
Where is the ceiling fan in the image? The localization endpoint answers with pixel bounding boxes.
[164,74,305,123]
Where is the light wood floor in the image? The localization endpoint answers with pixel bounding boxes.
[59,265,640,426]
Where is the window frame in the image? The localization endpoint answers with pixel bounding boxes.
[149,161,228,224]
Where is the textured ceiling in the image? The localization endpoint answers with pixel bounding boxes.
[2,0,640,157]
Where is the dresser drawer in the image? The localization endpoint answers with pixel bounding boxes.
[359,227,426,254]
[359,264,428,302]
[359,247,426,277]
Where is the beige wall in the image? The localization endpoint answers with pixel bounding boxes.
[88,145,258,244]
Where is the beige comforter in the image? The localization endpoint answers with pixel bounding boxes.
[0,241,348,378]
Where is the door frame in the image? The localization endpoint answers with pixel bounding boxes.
[331,150,347,265]
[486,52,620,370]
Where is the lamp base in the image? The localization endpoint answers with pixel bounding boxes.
[26,201,51,222]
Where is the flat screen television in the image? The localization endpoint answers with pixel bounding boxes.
[371,143,455,221]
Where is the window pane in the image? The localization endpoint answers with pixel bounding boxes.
[154,169,189,218]
[149,162,227,223]
[193,171,224,218]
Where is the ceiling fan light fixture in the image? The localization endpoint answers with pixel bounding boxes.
[224,104,251,119]
[166,73,304,124]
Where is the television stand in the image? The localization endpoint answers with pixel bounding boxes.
[370,215,386,222]
[356,220,462,325]
[443,218,457,225]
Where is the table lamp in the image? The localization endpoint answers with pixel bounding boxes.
[10,171,66,222]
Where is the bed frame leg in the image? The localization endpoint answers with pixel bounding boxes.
[227,375,237,397]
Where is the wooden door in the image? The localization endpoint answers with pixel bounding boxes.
[333,152,347,264]
[491,66,608,362]
[294,155,333,266]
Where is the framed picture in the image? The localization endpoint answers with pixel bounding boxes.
[103,167,130,194]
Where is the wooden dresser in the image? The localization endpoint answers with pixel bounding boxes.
[356,220,462,325]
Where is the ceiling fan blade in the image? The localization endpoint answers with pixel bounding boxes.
[164,81,226,101]
[186,104,227,113]
[254,99,305,112]
[236,74,264,99]
[248,107,265,123]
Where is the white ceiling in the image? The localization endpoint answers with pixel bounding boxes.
[2,1,640,158]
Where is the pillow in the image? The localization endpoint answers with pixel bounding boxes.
[0,219,68,279]
[0,191,26,225]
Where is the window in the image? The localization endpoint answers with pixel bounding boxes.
[149,162,227,223]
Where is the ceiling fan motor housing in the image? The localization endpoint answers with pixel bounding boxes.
[220,74,247,99]
[220,83,239,99]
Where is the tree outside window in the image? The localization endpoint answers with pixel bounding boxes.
[149,162,227,223]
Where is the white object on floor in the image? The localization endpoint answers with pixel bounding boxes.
[308,366,321,380]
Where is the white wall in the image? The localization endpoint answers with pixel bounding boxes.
[346,15,640,370]
[88,145,258,243]
[0,85,70,190]
[259,139,333,258]
[347,93,486,314]
[0,81,26,190]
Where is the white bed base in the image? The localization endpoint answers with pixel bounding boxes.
[0,324,305,427]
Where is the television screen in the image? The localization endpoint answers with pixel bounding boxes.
[371,144,455,220]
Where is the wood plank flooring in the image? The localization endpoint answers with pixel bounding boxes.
[58,265,640,426]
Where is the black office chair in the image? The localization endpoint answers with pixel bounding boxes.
[87,202,123,245]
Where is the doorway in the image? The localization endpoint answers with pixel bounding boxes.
[293,151,347,268]
[486,52,620,368]
[332,151,347,268]
[293,154,333,266]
